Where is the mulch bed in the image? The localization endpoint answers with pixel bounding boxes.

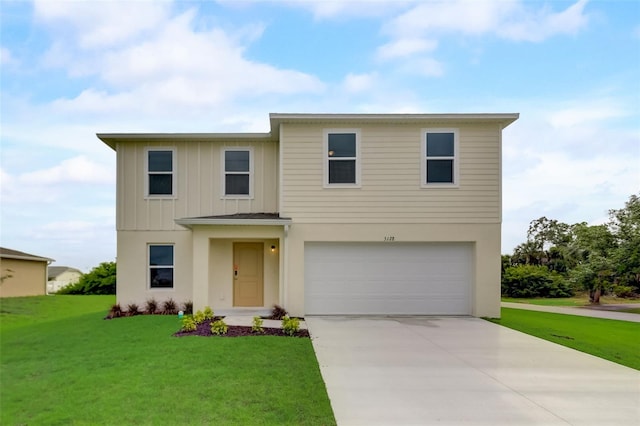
[173,319,310,338]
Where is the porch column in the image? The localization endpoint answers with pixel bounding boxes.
[192,229,209,312]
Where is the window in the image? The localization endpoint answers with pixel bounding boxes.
[149,245,174,288]
[422,130,458,186]
[325,130,360,186]
[147,149,175,196]
[223,148,252,197]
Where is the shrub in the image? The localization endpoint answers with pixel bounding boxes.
[193,310,206,324]
[106,303,123,319]
[203,306,214,320]
[57,262,116,295]
[182,300,193,315]
[210,320,228,335]
[126,303,140,316]
[181,316,197,332]
[502,265,573,298]
[252,316,264,333]
[281,315,300,336]
[270,304,288,320]
[162,299,178,315]
[145,298,159,314]
[613,285,637,298]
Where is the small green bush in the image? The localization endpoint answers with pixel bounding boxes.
[252,316,264,333]
[203,306,214,320]
[181,317,197,332]
[210,320,228,335]
[281,315,300,336]
[193,310,206,324]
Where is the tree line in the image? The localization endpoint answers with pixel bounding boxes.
[502,193,639,303]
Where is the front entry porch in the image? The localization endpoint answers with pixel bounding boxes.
[177,214,290,314]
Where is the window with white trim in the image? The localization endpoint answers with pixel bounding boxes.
[325,130,360,186]
[223,148,252,197]
[149,244,174,288]
[422,130,458,186]
[146,149,175,196]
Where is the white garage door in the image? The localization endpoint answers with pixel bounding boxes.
[304,242,473,315]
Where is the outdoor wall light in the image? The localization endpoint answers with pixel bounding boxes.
[270,245,277,253]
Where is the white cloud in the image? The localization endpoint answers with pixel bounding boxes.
[281,0,411,20]
[499,0,589,42]
[0,46,16,65]
[548,103,627,128]
[385,0,589,41]
[342,72,377,93]
[38,5,324,116]
[34,0,170,49]
[0,157,114,206]
[20,156,114,185]
[376,38,437,61]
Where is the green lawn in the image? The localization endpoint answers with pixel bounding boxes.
[0,296,336,426]
[501,294,640,307]
[489,308,640,370]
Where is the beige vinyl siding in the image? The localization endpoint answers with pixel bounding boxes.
[280,122,502,223]
[116,140,278,231]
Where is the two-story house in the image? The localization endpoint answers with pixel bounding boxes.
[98,113,518,317]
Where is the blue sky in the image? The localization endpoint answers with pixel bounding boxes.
[1,0,638,271]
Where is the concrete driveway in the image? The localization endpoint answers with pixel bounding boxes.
[306,316,640,426]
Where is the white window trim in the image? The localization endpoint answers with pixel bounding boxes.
[148,243,175,290]
[221,147,254,199]
[323,129,361,188]
[144,147,177,199]
[421,128,459,188]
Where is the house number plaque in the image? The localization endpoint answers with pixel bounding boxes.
[384,236,395,241]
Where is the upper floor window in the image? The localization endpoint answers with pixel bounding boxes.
[422,130,458,187]
[149,244,174,289]
[324,130,360,187]
[146,149,175,197]
[223,148,252,197]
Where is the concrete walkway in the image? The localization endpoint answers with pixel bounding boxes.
[306,316,640,426]
[502,302,640,322]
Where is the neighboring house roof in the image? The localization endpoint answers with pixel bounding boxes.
[175,213,292,228]
[97,112,520,150]
[48,266,83,280]
[0,247,54,263]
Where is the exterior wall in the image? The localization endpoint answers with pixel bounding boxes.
[0,258,47,297]
[47,270,82,293]
[116,139,278,231]
[280,122,502,223]
[116,230,193,308]
[284,223,501,318]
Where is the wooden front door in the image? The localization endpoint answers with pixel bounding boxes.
[233,243,264,307]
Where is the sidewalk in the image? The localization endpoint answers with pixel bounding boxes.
[502,302,640,322]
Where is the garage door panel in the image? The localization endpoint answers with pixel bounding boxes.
[305,242,472,315]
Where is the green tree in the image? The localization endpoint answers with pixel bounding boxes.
[58,262,116,295]
[609,194,640,293]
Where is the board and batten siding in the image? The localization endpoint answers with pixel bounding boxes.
[280,122,503,223]
[116,139,279,231]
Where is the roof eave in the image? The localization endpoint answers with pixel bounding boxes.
[270,112,520,132]
[175,218,293,229]
[97,132,275,150]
